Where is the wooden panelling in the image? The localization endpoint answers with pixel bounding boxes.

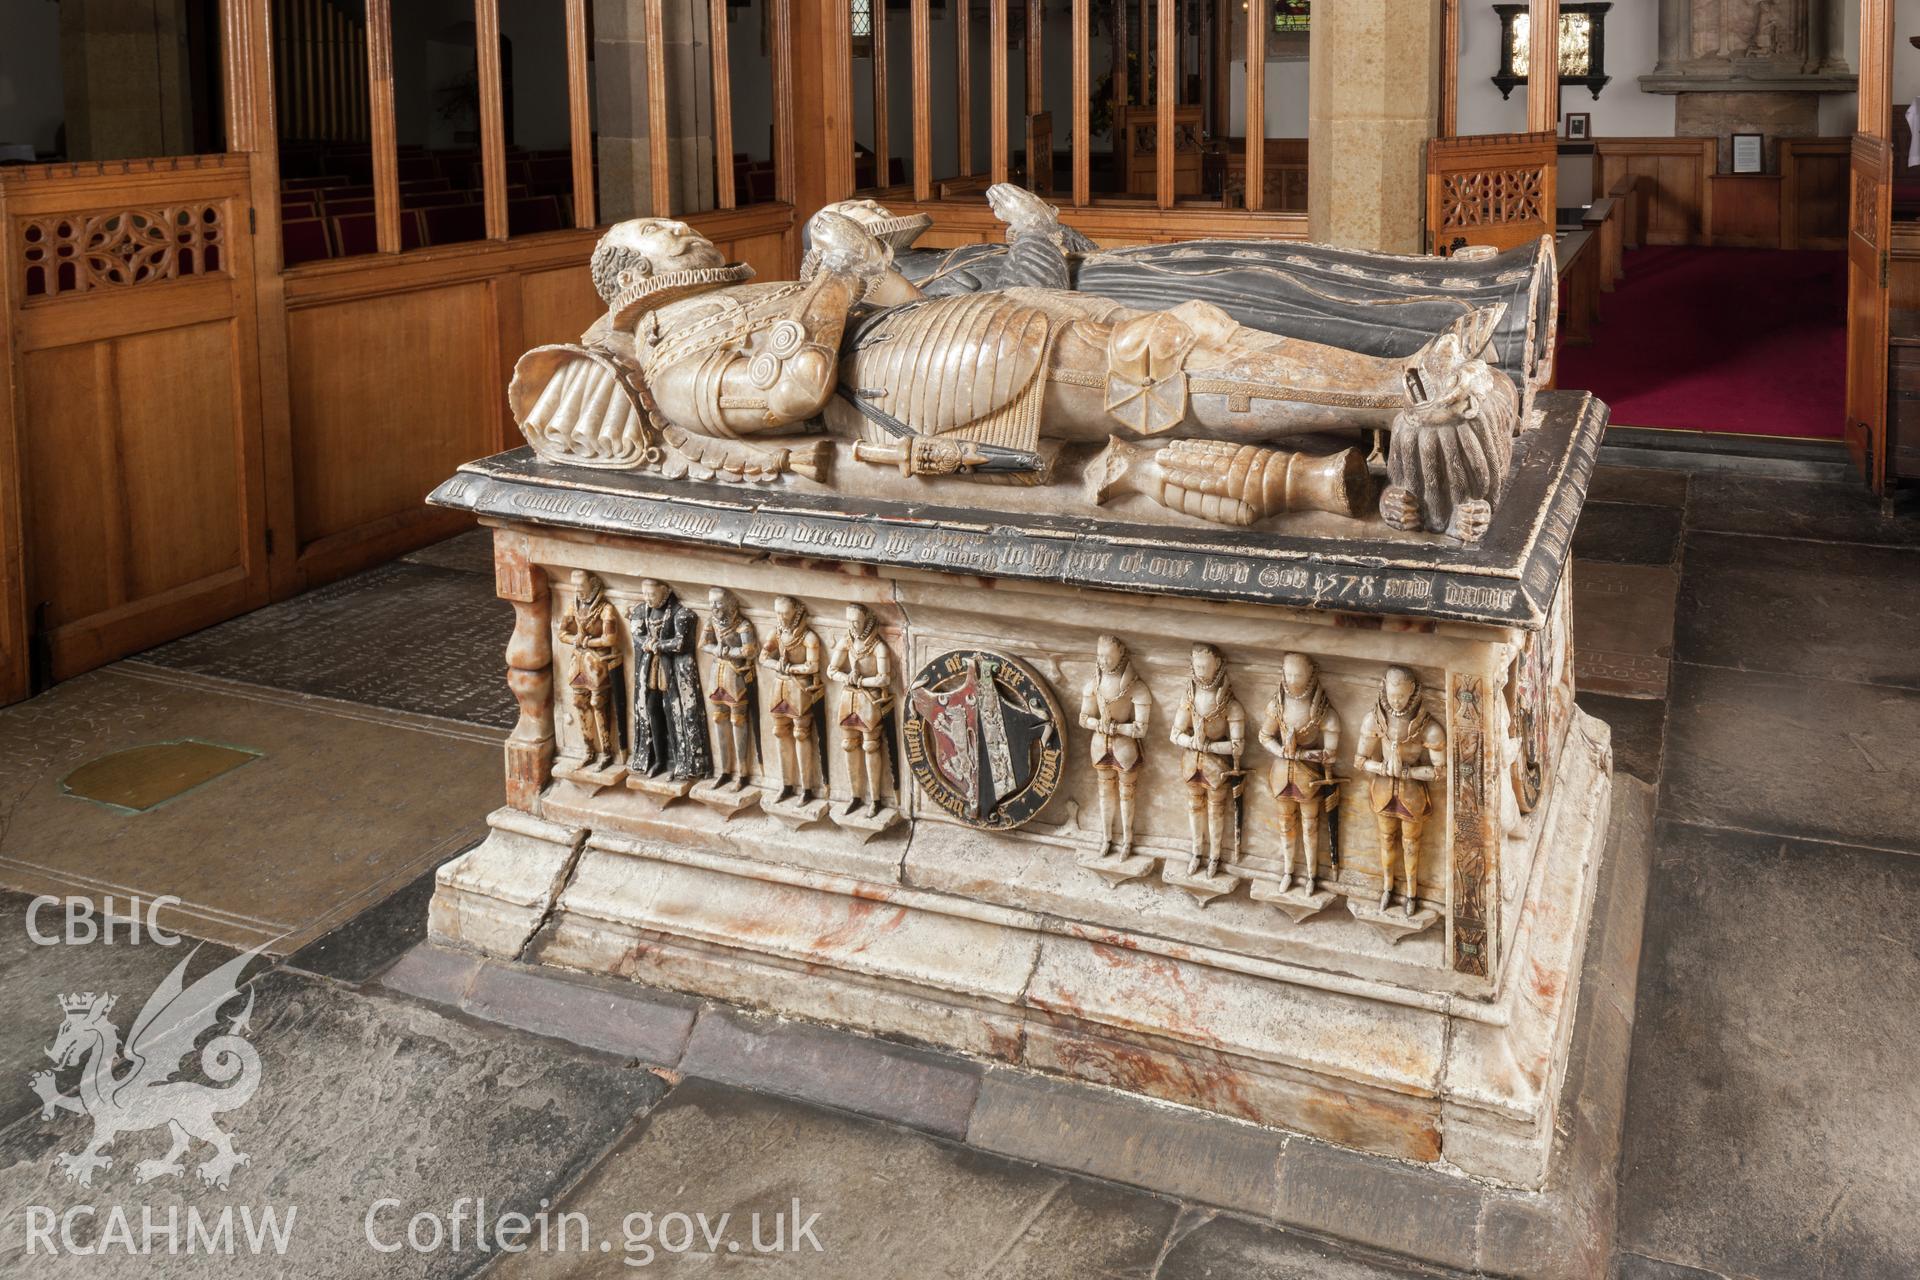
[1782,137,1849,251]
[1594,138,1716,247]
[1709,174,1783,249]
[276,204,795,587]
[1886,222,1920,311]
[2,157,269,684]
[875,197,1309,249]
[519,265,601,352]
[287,282,495,554]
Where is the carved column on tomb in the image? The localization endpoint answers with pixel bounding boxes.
[1448,670,1499,977]
[495,530,555,810]
[1306,0,1440,253]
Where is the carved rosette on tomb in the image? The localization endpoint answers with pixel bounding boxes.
[425,192,1619,1194]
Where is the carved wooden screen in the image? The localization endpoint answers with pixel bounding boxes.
[0,157,271,688]
[1425,131,1557,255]
[1845,131,1892,489]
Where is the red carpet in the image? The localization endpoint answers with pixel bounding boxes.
[1555,244,1847,439]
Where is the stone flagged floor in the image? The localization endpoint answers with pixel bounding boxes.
[0,462,1917,1277]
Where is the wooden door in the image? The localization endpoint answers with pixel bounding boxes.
[1425,132,1558,255]
[1845,133,1892,489]
[0,158,272,686]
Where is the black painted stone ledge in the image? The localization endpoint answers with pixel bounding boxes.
[430,392,1607,630]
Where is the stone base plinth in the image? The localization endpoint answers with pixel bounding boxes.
[428,392,1611,1190]
[434,706,1612,1187]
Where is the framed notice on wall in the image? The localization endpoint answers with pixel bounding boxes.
[1731,133,1764,174]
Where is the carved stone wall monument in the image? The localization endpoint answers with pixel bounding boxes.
[425,206,1634,1249]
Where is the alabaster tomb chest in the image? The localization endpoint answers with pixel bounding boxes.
[425,388,1611,1189]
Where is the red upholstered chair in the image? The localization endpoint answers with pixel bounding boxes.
[529,156,571,191]
[330,212,379,257]
[318,196,376,217]
[508,195,563,236]
[402,190,472,210]
[330,211,424,256]
[421,202,488,245]
[281,218,333,265]
[280,190,321,218]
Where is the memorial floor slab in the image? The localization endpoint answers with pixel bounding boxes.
[133,560,515,730]
[1616,821,1920,1280]
[0,666,501,953]
[1675,532,1920,689]
[1662,663,1920,855]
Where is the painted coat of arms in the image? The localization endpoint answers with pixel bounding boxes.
[905,650,1063,830]
[29,945,264,1188]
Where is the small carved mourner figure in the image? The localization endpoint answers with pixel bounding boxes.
[701,587,758,789]
[826,603,895,816]
[1355,666,1447,916]
[1257,653,1342,895]
[557,570,625,768]
[629,579,711,780]
[1079,635,1151,859]
[1169,644,1247,877]
[760,596,826,802]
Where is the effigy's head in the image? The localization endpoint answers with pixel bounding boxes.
[809,198,932,254]
[1281,652,1316,697]
[1095,634,1124,673]
[591,218,755,326]
[1382,666,1421,716]
[1189,643,1222,685]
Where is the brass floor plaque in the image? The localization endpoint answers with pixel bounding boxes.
[60,740,261,814]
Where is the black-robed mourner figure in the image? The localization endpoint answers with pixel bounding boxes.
[629,579,712,780]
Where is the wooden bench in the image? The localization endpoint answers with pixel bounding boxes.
[1557,227,1599,349]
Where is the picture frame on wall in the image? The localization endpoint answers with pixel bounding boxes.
[1564,112,1591,141]
[1731,133,1765,174]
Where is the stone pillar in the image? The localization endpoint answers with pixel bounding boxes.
[1652,0,1690,74]
[595,0,716,222]
[1306,0,1439,254]
[60,0,198,160]
[1819,0,1849,74]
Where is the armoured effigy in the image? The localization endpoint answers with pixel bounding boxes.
[759,596,826,805]
[427,177,1643,1263]
[1355,666,1447,918]
[1078,635,1151,864]
[825,604,895,818]
[556,570,624,771]
[700,587,757,792]
[508,189,1520,541]
[835,185,1556,419]
[1256,652,1341,895]
[1169,644,1247,879]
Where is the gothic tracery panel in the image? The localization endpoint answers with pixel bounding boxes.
[19,204,226,301]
